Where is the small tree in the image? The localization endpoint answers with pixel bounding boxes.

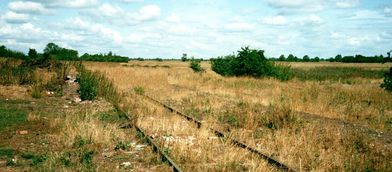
[381,67,392,92]
[190,58,203,72]
[181,53,188,62]
[28,48,38,59]
[278,54,286,61]
[303,55,310,62]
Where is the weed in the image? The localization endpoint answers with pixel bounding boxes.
[133,86,145,95]
[218,114,240,128]
[115,141,132,151]
[31,85,42,99]
[6,158,16,166]
[0,147,14,158]
[73,135,91,148]
[262,104,297,130]
[59,152,72,167]
[80,150,94,169]
[21,152,48,166]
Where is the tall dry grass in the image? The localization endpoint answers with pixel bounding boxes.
[85,60,392,171]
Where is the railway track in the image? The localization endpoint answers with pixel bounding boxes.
[139,93,297,172]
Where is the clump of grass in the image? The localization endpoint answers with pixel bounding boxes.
[31,84,42,99]
[0,107,27,131]
[0,147,14,158]
[73,135,91,148]
[80,150,94,170]
[261,104,298,130]
[133,86,145,95]
[115,141,132,151]
[21,152,48,166]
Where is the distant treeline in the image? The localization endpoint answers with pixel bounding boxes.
[0,45,27,59]
[0,43,129,62]
[271,53,392,63]
[80,52,128,62]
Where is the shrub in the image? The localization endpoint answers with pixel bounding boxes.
[211,47,292,81]
[381,67,392,92]
[189,59,203,72]
[77,70,98,101]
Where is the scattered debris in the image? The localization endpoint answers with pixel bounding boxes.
[135,144,147,151]
[73,97,81,103]
[17,130,28,135]
[120,161,132,169]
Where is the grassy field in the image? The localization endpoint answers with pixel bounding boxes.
[85,61,392,171]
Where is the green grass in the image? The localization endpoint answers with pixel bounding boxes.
[292,67,387,81]
[0,106,27,131]
[0,147,15,158]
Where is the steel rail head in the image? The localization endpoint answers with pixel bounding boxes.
[141,94,298,172]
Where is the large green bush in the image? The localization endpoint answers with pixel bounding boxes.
[381,67,392,92]
[211,47,292,81]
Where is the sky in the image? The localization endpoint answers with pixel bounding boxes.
[0,0,391,59]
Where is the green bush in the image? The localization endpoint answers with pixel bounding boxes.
[190,60,203,72]
[77,70,98,101]
[381,67,392,92]
[211,47,292,81]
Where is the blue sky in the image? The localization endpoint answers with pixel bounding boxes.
[0,0,391,58]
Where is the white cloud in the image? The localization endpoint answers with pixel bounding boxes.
[225,22,254,32]
[70,17,123,44]
[165,13,181,23]
[262,15,287,25]
[29,0,98,8]
[1,11,29,23]
[335,0,359,9]
[385,7,392,17]
[267,0,326,12]
[122,0,144,3]
[134,5,161,21]
[308,14,322,24]
[348,10,383,20]
[88,4,161,24]
[8,1,49,14]
[98,3,122,17]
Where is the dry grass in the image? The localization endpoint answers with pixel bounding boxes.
[85,60,392,171]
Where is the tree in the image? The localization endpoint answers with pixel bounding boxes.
[181,53,188,62]
[314,56,320,62]
[28,48,38,59]
[44,43,60,55]
[278,54,286,61]
[303,55,310,62]
[335,54,342,62]
[287,54,295,62]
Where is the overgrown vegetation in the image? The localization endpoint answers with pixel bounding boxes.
[0,59,37,85]
[211,47,292,81]
[292,67,387,81]
[75,63,122,108]
[381,67,392,92]
[189,59,203,72]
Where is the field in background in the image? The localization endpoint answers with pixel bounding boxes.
[85,60,392,171]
